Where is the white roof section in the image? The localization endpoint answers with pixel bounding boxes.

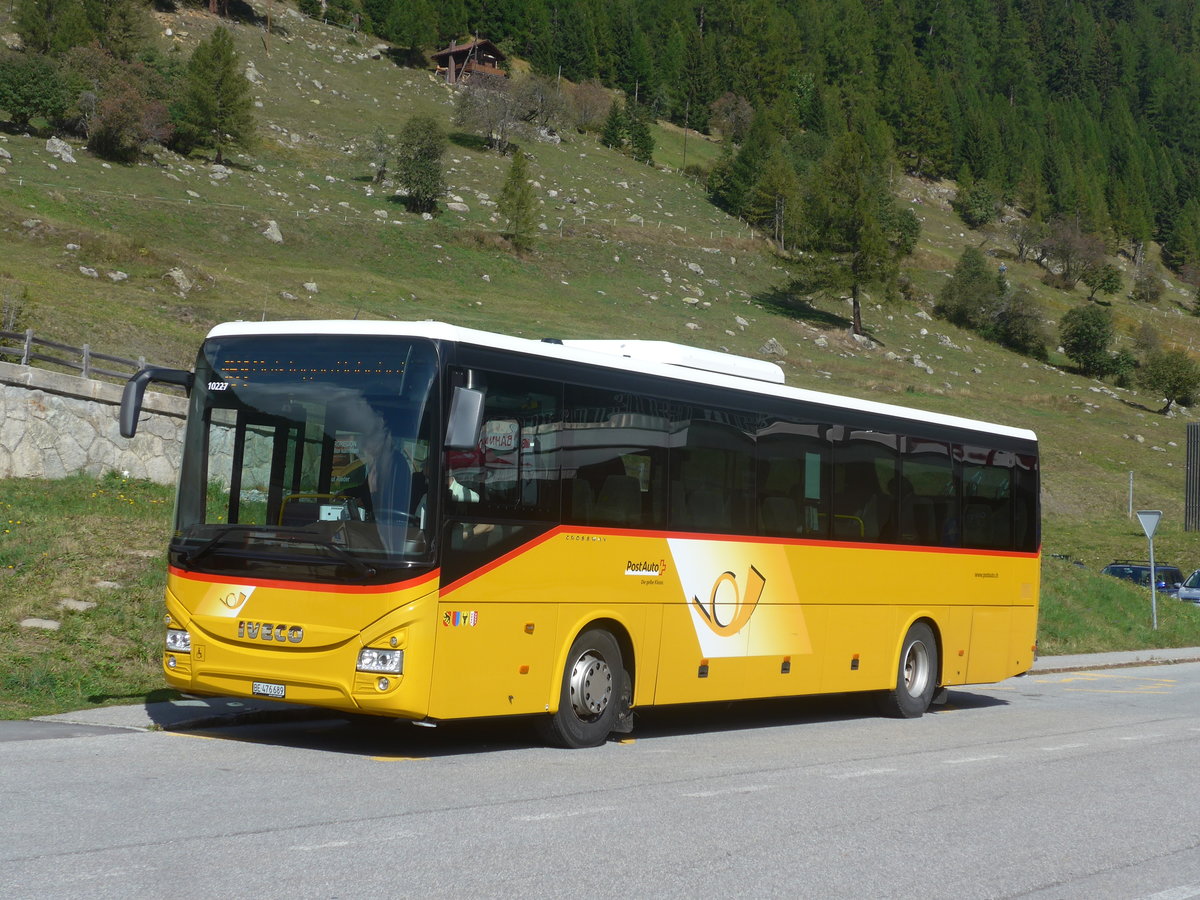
[561,339,785,384]
[204,319,1037,443]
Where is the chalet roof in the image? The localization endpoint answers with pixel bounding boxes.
[431,39,505,61]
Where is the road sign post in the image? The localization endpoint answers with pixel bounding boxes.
[1137,510,1163,630]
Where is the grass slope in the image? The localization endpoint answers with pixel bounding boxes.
[3,4,1200,716]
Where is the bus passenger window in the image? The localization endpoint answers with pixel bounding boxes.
[756,419,829,539]
[961,446,1014,550]
[900,438,958,547]
[562,385,669,529]
[670,411,755,535]
[831,429,898,543]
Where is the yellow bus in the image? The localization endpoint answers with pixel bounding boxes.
[121,321,1039,747]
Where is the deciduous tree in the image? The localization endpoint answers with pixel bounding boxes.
[394,115,446,214]
[1059,304,1115,377]
[1139,349,1200,413]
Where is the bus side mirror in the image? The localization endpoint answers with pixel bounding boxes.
[120,367,193,438]
[445,387,484,449]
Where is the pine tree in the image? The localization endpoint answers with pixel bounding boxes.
[600,98,627,150]
[175,27,254,165]
[627,105,655,165]
[498,149,538,253]
[936,246,1001,329]
[15,0,92,54]
[799,130,919,336]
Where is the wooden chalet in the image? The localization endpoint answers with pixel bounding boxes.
[432,38,506,85]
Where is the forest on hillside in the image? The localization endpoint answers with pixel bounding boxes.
[358,0,1200,275]
[4,0,1200,292]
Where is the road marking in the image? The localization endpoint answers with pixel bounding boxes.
[944,755,1003,765]
[826,768,897,780]
[371,755,428,762]
[1040,743,1087,752]
[514,806,617,822]
[1120,734,1163,742]
[682,785,769,798]
[289,841,350,852]
[1134,884,1200,900]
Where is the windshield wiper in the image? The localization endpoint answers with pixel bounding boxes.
[287,531,378,580]
[181,526,243,568]
[181,528,377,580]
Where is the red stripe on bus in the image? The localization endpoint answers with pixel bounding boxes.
[167,566,440,594]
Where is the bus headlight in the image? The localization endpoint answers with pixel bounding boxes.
[357,648,403,674]
[166,629,191,653]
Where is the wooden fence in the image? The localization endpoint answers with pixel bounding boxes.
[0,329,180,390]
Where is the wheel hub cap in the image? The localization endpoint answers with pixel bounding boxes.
[569,651,612,718]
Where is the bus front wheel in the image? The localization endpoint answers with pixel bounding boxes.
[537,628,625,748]
[876,622,938,718]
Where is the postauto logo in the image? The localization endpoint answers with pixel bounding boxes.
[625,558,668,577]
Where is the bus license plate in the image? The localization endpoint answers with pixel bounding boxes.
[252,681,286,699]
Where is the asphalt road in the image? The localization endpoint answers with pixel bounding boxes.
[4,659,1200,899]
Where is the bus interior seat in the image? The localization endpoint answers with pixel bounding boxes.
[760,495,799,535]
[568,478,594,524]
[687,488,728,531]
[594,474,642,525]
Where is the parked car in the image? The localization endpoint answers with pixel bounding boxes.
[1100,560,1184,596]
[1178,570,1200,604]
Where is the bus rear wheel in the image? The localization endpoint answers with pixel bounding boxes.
[537,628,625,749]
[876,622,938,718]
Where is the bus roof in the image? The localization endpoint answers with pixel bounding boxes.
[204,319,1037,444]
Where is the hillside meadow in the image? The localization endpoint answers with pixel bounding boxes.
[3,4,1200,716]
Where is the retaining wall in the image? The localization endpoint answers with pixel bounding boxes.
[0,361,187,484]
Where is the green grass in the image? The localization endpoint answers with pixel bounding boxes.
[1039,555,1200,655]
[5,3,1200,716]
[0,473,175,718]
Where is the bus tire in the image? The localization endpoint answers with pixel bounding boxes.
[537,628,624,749]
[876,621,938,719]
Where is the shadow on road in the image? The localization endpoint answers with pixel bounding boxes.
[173,688,1011,757]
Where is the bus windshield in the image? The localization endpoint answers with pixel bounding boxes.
[171,335,440,585]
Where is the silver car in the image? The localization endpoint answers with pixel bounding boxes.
[1179,570,1200,604]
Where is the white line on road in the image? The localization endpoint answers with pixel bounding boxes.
[288,840,350,852]
[681,785,770,798]
[513,806,617,822]
[826,768,898,780]
[944,755,1003,765]
[1134,884,1200,900]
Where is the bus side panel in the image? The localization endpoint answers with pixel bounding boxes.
[428,532,656,720]
[939,604,974,685]
[819,604,904,694]
[966,608,1013,683]
[426,600,562,719]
